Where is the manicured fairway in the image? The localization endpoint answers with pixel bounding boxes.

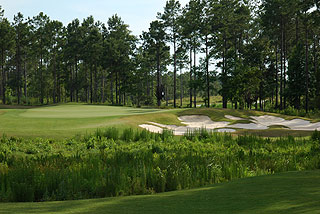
[1,170,319,214]
[0,104,176,138]
[19,104,161,118]
[0,104,317,138]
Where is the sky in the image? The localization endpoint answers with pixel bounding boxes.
[1,0,189,36]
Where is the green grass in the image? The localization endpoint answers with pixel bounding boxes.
[0,103,178,138]
[1,170,319,214]
[0,103,317,138]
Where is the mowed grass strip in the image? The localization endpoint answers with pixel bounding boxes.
[0,104,176,138]
[1,170,319,214]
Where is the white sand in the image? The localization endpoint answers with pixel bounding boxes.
[251,115,320,131]
[140,114,320,135]
[228,123,269,130]
[178,115,230,129]
[217,128,236,133]
[139,124,163,133]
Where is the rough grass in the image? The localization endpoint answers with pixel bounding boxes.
[1,170,319,214]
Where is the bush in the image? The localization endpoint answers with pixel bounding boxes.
[0,130,319,202]
[311,130,320,142]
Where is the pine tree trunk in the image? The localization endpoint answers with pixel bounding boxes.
[259,83,263,111]
[173,34,177,108]
[157,46,161,107]
[70,65,74,102]
[53,53,56,103]
[206,34,210,108]
[94,63,98,103]
[75,57,78,102]
[110,72,114,105]
[16,38,21,105]
[222,38,227,109]
[189,47,192,108]
[280,19,283,110]
[166,85,168,106]
[314,35,318,108]
[283,22,287,109]
[90,65,93,103]
[1,49,5,104]
[305,22,309,113]
[40,45,44,105]
[180,66,183,107]
[101,72,105,103]
[24,53,27,104]
[275,45,279,108]
[116,71,119,105]
[193,46,196,108]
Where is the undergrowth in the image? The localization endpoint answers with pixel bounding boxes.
[0,129,319,202]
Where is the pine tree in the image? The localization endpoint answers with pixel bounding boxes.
[0,9,15,104]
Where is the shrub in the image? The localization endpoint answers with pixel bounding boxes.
[0,130,319,202]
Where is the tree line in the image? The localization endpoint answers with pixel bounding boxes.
[0,0,319,112]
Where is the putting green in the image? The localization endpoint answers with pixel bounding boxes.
[0,104,171,138]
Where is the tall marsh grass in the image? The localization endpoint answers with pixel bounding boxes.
[0,129,319,202]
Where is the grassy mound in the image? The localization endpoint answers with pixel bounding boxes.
[1,170,319,214]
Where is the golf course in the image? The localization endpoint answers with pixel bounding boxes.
[1,0,320,213]
[1,103,318,138]
[1,103,320,213]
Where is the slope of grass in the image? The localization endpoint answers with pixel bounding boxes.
[0,104,177,138]
[1,170,319,214]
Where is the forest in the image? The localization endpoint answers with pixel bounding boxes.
[0,0,320,113]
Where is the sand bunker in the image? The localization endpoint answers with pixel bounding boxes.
[139,124,163,133]
[250,115,320,131]
[140,114,320,135]
[229,123,269,130]
[179,115,230,129]
[217,128,237,133]
[140,115,234,135]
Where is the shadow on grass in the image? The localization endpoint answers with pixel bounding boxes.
[1,170,320,214]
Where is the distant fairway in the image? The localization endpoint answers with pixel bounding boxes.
[1,170,319,214]
[0,104,317,138]
[20,104,161,118]
[0,104,175,138]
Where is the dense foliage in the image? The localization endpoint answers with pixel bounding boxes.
[0,1,319,112]
[0,129,319,202]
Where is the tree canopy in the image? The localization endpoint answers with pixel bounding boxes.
[0,1,319,113]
